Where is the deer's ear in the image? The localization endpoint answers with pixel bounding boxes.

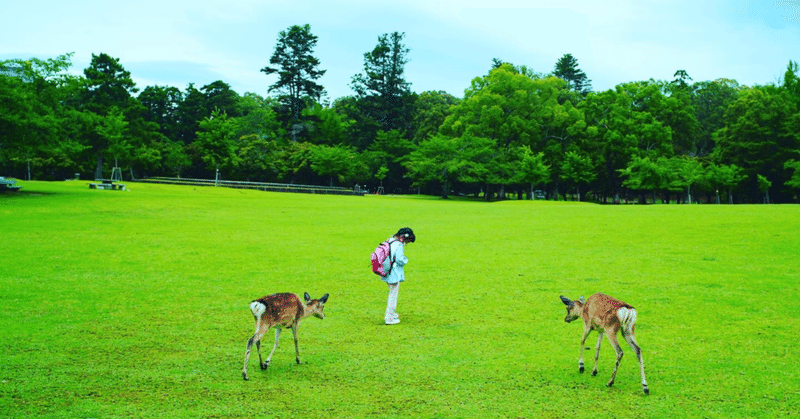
[579,296,585,304]
[319,293,329,304]
[304,292,311,302]
[560,296,573,307]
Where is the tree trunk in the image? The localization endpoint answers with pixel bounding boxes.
[95,155,104,180]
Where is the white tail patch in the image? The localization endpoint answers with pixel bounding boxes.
[250,300,266,319]
[617,307,638,335]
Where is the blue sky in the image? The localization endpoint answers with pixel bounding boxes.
[2,0,799,101]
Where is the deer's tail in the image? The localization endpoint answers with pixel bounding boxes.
[250,300,267,319]
[617,307,638,336]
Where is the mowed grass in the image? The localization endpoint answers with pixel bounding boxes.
[1,181,798,418]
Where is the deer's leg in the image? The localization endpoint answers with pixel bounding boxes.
[605,329,624,388]
[292,321,301,364]
[592,332,604,377]
[578,326,592,373]
[265,327,281,368]
[243,321,270,380]
[623,331,649,395]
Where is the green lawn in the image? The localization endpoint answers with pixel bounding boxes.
[1,181,798,418]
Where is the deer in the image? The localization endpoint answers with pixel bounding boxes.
[560,293,649,395]
[242,292,329,381]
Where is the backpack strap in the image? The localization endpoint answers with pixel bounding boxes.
[385,238,398,275]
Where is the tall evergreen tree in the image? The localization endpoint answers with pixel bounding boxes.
[350,32,415,134]
[261,24,326,122]
[552,53,592,95]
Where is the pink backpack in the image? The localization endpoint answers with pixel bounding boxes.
[370,239,396,277]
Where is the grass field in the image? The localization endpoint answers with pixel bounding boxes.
[1,180,798,418]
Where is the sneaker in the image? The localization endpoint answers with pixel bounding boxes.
[385,318,401,325]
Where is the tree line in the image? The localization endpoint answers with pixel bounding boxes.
[1,24,799,203]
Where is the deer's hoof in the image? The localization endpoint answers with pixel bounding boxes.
[643,387,650,395]
[579,366,585,373]
[592,370,598,377]
[606,381,614,388]
[296,358,302,365]
[242,372,249,381]
[261,361,269,370]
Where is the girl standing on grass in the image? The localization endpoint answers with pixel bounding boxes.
[382,227,415,325]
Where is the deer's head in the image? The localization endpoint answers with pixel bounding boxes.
[560,295,584,323]
[304,292,329,319]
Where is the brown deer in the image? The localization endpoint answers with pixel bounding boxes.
[242,292,329,380]
[560,293,649,394]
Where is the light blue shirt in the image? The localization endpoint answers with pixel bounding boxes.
[382,239,408,284]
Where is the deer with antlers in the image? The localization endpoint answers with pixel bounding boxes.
[242,292,329,380]
[560,293,649,394]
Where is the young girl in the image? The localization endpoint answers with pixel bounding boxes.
[382,227,415,325]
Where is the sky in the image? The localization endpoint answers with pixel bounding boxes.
[2,0,800,101]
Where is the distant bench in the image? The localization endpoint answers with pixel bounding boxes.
[89,179,126,190]
[0,177,22,192]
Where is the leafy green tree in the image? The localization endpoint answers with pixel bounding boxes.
[350,32,415,134]
[234,93,284,141]
[363,129,415,192]
[191,110,238,177]
[441,64,557,196]
[138,85,183,141]
[96,106,130,173]
[672,157,704,203]
[619,156,672,203]
[176,83,207,145]
[552,53,592,95]
[202,80,241,117]
[560,151,595,201]
[261,24,326,121]
[0,56,73,179]
[706,163,747,204]
[412,90,460,144]
[783,160,800,200]
[162,140,191,177]
[580,82,673,203]
[690,78,740,157]
[510,146,550,200]
[80,53,140,179]
[405,134,462,198]
[757,174,772,204]
[309,144,358,186]
[301,102,351,145]
[713,85,800,202]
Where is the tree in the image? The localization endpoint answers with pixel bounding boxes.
[309,144,358,186]
[691,78,740,157]
[162,140,190,177]
[579,83,673,203]
[671,157,704,204]
[619,156,671,203]
[706,163,747,204]
[192,110,238,177]
[80,53,140,179]
[350,32,414,133]
[138,85,183,141]
[0,54,77,180]
[96,106,130,173]
[511,146,550,200]
[412,90,460,144]
[201,80,241,118]
[713,85,800,202]
[757,174,772,204]
[405,134,462,198]
[560,151,595,201]
[784,160,800,200]
[552,53,592,95]
[261,24,326,121]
